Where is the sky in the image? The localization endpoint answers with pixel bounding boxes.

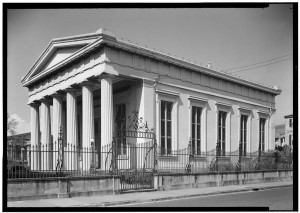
[6,4,294,134]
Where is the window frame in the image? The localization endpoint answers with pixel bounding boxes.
[258,111,270,152]
[188,97,208,156]
[156,89,179,155]
[259,118,266,152]
[215,102,232,156]
[238,107,252,155]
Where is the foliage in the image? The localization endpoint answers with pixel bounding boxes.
[7,113,19,136]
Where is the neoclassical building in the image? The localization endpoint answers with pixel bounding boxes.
[21,28,281,171]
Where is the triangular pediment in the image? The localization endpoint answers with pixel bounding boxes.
[38,45,85,74]
[22,32,101,85]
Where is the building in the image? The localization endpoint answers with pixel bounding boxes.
[275,124,285,146]
[21,28,281,172]
[7,132,31,166]
[284,114,293,147]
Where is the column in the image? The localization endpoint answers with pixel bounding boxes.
[40,98,52,171]
[100,74,114,146]
[52,93,63,170]
[66,88,78,170]
[81,81,95,172]
[100,74,114,172]
[29,102,40,170]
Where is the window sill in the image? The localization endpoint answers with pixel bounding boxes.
[117,155,129,160]
[157,155,178,160]
[190,155,206,161]
[216,156,231,162]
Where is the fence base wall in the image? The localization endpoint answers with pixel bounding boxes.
[155,170,293,191]
[7,176,121,202]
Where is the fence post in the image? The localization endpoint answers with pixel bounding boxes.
[186,139,192,173]
[91,139,95,171]
[215,140,220,172]
[237,142,242,171]
[153,138,158,174]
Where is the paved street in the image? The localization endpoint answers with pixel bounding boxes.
[116,186,293,210]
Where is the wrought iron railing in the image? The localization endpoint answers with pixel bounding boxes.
[7,141,293,179]
[155,145,293,174]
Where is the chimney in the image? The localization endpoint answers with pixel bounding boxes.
[207,62,211,68]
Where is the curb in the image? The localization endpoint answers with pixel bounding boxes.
[99,183,293,207]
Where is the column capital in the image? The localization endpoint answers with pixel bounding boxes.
[98,73,116,82]
[81,79,95,88]
[65,87,78,94]
[40,97,52,104]
[28,101,41,107]
[51,92,64,99]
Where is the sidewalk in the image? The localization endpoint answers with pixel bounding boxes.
[7,181,293,207]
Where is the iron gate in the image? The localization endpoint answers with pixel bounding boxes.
[110,111,157,191]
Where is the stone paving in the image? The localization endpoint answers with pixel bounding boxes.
[6,180,293,208]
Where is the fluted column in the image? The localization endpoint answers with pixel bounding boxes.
[52,93,63,170]
[29,102,40,170]
[81,81,95,172]
[40,98,52,170]
[100,74,114,146]
[66,88,78,170]
[99,74,114,172]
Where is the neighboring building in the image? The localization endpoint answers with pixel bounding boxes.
[20,28,281,171]
[284,114,293,147]
[7,132,31,166]
[275,124,285,146]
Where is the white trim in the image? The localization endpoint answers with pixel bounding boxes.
[156,88,180,97]
[188,98,208,154]
[156,90,179,152]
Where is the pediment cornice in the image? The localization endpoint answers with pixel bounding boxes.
[21,31,114,87]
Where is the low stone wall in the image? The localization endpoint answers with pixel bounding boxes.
[155,170,293,191]
[7,176,120,201]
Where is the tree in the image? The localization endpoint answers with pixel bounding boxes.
[7,113,19,136]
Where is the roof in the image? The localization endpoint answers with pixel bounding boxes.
[21,28,282,96]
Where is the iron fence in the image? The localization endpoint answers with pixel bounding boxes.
[6,141,293,180]
[7,141,115,179]
[156,145,293,174]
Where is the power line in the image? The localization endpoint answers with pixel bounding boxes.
[224,53,293,72]
[228,57,292,74]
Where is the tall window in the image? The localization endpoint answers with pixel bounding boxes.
[191,106,202,155]
[116,103,126,155]
[289,135,292,146]
[218,111,227,156]
[289,119,293,128]
[240,115,248,156]
[161,101,172,155]
[259,118,266,152]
